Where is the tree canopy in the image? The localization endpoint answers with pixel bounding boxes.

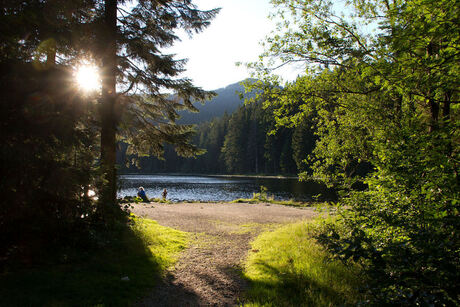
[246,0,459,304]
[0,0,219,261]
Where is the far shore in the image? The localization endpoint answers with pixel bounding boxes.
[119,172,302,180]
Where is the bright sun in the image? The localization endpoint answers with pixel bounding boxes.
[75,64,100,92]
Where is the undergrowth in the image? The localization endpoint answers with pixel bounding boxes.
[241,219,365,306]
[231,186,323,208]
[119,196,173,204]
[231,196,324,208]
[0,216,187,306]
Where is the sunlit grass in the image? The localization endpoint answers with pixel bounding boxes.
[0,217,187,306]
[131,216,188,269]
[149,197,173,204]
[231,197,316,208]
[119,196,173,204]
[230,222,279,235]
[241,219,364,306]
[230,185,318,207]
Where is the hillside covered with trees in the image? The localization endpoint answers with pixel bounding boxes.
[119,90,317,175]
[177,80,250,124]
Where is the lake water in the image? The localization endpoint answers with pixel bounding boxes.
[118,174,335,202]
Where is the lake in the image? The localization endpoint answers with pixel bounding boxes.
[118,174,335,202]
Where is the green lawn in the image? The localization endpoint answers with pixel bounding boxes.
[242,219,364,306]
[0,217,187,306]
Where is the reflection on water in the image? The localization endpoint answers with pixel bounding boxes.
[118,174,335,202]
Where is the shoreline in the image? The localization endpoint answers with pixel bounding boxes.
[118,172,300,180]
[120,198,325,209]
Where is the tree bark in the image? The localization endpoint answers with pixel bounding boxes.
[100,0,118,211]
[442,91,451,119]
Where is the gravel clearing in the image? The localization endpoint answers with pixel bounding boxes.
[131,202,317,306]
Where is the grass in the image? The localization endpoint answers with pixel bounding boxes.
[130,216,188,268]
[0,216,188,306]
[241,219,364,306]
[231,197,317,207]
[231,185,323,208]
[230,223,279,235]
[148,197,173,204]
[119,196,173,204]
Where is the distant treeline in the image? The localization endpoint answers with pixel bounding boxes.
[118,101,316,175]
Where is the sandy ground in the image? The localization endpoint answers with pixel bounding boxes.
[131,202,317,307]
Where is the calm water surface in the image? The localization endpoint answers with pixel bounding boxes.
[118,174,335,202]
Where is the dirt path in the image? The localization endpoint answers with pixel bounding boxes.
[131,202,317,306]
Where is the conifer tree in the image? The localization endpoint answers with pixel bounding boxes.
[0,0,101,257]
[1,0,219,215]
[221,109,247,173]
[97,0,219,211]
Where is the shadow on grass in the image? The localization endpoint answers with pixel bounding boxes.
[0,220,193,306]
[242,261,346,307]
[240,221,363,307]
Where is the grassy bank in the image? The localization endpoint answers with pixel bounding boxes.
[0,217,187,306]
[231,186,329,208]
[242,219,364,306]
[231,197,323,208]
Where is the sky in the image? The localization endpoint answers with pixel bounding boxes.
[168,0,277,90]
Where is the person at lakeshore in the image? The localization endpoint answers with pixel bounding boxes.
[162,188,168,200]
[137,187,149,202]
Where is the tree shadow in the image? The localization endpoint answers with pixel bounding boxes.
[241,261,348,306]
[0,222,196,306]
[135,272,202,307]
[138,262,250,306]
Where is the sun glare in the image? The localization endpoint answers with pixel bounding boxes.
[75,64,100,92]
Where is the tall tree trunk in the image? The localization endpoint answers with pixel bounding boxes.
[100,0,118,213]
[429,96,439,127]
[426,42,439,132]
[442,91,451,119]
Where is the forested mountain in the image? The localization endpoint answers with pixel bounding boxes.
[177,79,253,124]
[118,96,316,175]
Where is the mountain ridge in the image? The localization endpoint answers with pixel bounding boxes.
[178,79,255,124]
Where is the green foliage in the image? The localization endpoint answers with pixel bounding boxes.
[119,196,146,204]
[221,109,249,173]
[232,186,274,203]
[1,0,221,205]
[0,0,96,63]
[247,0,460,304]
[252,185,271,202]
[120,96,317,175]
[231,185,316,207]
[242,220,364,306]
[0,0,219,263]
[104,1,220,163]
[320,122,460,305]
[0,217,187,306]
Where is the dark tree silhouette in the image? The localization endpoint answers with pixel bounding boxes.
[96,0,219,210]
